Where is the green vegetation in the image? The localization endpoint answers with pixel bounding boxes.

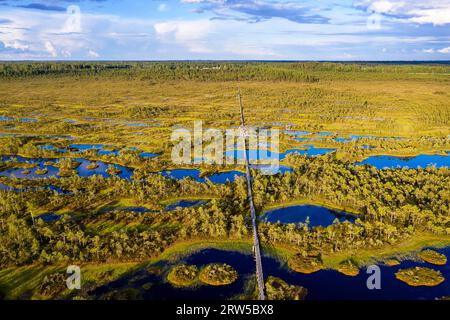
[385,260,400,267]
[0,61,449,299]
[86,162,99,170]
[265,276,307,300]
[35,168,48,175]
[167,264,199,287]
[288,253,323,274]
[337,260,360,277]
[106,165,122,176]
[199,264,238,286]
[395,267,445,287]
[418,250,447,266]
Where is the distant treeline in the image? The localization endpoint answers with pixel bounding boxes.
[1,61,449,82]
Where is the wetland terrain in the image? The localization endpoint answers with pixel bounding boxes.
[0,62,449,300]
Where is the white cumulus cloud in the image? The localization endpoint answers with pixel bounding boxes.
[44,41,57,57]
[355,0,450,25]
[88,50,100,58]
[438,47,450,54]
[154,20,214,53]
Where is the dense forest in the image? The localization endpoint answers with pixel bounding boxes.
[1,61,449,82]
[1,153,448,267]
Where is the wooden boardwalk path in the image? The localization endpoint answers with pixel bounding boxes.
[238,89,266,300]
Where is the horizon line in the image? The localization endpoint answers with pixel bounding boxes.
[1,59,450,64]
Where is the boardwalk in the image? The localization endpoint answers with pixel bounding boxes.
[238,89,266,300]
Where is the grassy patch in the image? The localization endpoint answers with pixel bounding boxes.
[418,250,447,266]
[167,264,198,287]
[395,267,445,287]
[288,253,323,274]
[385,259,401,266]
[265,276,307,300]
[337,260,360,277]
[199,263,238,286]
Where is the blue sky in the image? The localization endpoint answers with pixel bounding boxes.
[0,0,449,60]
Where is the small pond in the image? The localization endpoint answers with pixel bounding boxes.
[91,247,450,300]
[261,204,356,227]
[356,153,450,169]
[165,200,207,211]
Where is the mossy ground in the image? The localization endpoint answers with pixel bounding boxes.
[288,253,323,274]
[395,267,445,287]
[418,250,447,266]
[166,264,199,287]
[198,263,238,286]
[265,276,307,300]
[337,260,360,277]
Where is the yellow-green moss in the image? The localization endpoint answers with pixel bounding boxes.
[418,250,447,266]
[265,276,307,300]
[199,263,238,286]
[395,267,445,287]
[288,253,323,274]
[166,264,198,287]
[337,260,360,277]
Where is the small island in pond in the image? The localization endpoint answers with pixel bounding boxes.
[167,264,198,287]
[385,259,401,266]
[418,250,447,266]
[86,162,99,170]
[266,276,307,300]
[199,263,238,286]
[395,267,445,287]
[337,260,360,276]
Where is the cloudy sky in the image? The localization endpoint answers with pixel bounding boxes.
[0,0,449,60]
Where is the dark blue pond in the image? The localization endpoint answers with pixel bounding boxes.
[250,165,293,175]
[356,153,450,169]
[161,169,245,184]
[119,207,152,213]
[20,118,39,123]
[76,159,133,179]
[262,205,356,227]
[92,247,450,300]
[0,155,134,180]
[70,143,108,151]
[140,152,159,158]
[52,144,159,158]
[37,213,62,222]
[0,183,69,194]
[207,171,246,184]
[224,145,335,162]
[165,200,207,211]
[161,169,203,182]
